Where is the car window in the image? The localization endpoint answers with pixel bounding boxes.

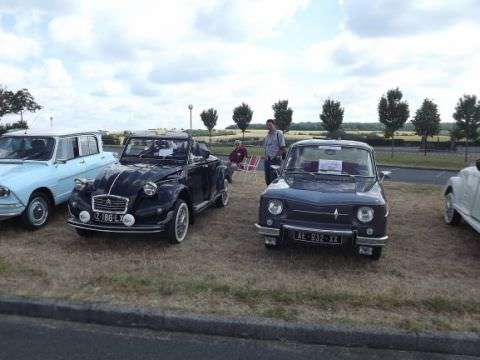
[123,138,188,160]
[56,137,80,161]
[286,146,374,176]
[0,136,55,161]
[78,135,99,156]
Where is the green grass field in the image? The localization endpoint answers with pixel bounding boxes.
[209,144,471,170]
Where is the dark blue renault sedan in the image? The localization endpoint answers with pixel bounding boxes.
[255,139,389,260]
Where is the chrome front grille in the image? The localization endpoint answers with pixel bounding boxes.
[288,205,352,225]
[92,195,129,214]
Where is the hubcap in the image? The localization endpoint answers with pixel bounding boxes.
[28,197,48,226]
[175,203,189,242]
[222,179,229,206]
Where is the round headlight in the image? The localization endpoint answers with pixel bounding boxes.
[143,182,157,196]
[267,200,283,215]
[0,186,10,197]
[357,206,374,223]
[74,178,89,191]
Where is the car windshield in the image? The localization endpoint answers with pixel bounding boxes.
[123,138,189,162]
[285,145,374,177]
[0,136,55,161]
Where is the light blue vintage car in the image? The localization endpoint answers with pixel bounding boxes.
[0,129,117,229]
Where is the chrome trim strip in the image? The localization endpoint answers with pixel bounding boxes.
[292,210,349,216]
[283,224,353,236]
[254,224,280,236]
[67,219,164,234]
[108,171,123,195]
[356,235,388,246]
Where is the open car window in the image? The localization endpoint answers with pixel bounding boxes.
[285,145,374,177]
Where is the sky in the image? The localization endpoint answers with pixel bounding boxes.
[0,0,479,131]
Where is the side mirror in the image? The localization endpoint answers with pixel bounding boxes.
[476,159,480,171]
[378,170,391,180]
[271,164,281,177]
[202,150,210,159]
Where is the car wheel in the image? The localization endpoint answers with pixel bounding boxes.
[167,199,189,243]
[75,228,95,238]
[216,179,230,207]
[444,192,461,225]
[21,191,51,230]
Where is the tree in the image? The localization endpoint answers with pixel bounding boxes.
[411,98,441,155]
[0,87,13,118]
[378,88,410,158]
[200,108,218,144]
[319,99,344,138]
[453,94,480,162]
[10,88,42,122]
[272,99,293,133]
[232,102,253,140]
[448,124,464,152]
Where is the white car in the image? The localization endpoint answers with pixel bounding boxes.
[444,160,480,232]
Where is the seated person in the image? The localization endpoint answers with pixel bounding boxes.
[24,139,48,159]
[228,140,248,170]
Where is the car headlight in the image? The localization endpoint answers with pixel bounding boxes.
[143,182,157,196]
[357,206,374,223]
[267,199,283,215]
[74,178,93,191]
[0,186,10,197]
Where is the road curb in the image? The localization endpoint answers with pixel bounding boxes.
[0,294,478,356]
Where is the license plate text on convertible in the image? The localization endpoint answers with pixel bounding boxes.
[293,231,342,244]
[94,212,124,223]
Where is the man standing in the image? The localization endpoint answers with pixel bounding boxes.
[264,119,286,185]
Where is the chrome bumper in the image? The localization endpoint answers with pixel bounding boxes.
[356,235,388,247]
[254,224,280,236]
[255,223,388,246]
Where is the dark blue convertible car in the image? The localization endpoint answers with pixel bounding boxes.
[67,132,231,243]
[255,139,389,260]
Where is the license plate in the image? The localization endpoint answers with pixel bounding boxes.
[93,212,124,223]
[293,231,341,244]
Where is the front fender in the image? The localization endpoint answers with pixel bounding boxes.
[444,175,462,196]
[215,165,229,192]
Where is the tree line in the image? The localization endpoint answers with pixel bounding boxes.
[210,88,480,161]
[0,86,41,135]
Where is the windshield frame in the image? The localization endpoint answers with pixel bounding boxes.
[0,135,56,162]
[120,136,191,164]
[282,144,377,180]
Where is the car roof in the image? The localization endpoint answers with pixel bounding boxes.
[292,138,373,151]
[4,128,101,137]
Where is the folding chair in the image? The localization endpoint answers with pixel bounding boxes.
[240,155,261,182]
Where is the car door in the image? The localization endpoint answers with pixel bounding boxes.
[54,136,87,203]
[459,168,478,216]
[468,168,480,220]
[187,142,210,206]
[79,134,110,179]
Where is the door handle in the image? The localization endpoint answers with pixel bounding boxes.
[202,164,209,168]
[79,160,86,164]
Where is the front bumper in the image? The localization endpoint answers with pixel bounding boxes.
[67,210,174,234]
[254,223,388,247]
[0,204,25,220]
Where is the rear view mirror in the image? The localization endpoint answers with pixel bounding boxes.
[379,170,391,180]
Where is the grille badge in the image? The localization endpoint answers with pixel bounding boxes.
[334,208,339,220]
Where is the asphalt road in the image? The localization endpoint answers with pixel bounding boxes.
[0,315,473,360]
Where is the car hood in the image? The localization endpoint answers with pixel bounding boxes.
[0,161,48,187]
[264,177,384,206]
[93,162,183,197]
